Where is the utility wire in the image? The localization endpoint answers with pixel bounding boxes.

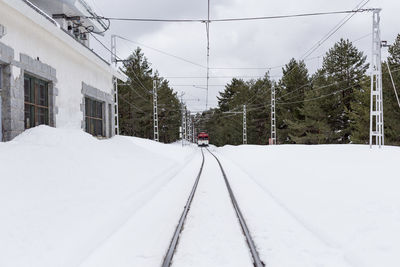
[119,96,146,112]
[278,67,400,105]
[385,61,400,109]
[209,55,322,70]
[91,33,183,120]
[91,33,153,96]
[301,0,370,60]
[87,9,375,23]
[115,35,207,69]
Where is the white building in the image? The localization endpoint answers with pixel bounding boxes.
[0,0,126,141]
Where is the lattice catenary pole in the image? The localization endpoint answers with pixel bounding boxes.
[153,80,159,142]
[183,107,187,144]
[271,85,277,145]
[243,104,247,144]
[369,9,384,148]
[188,113,192,143]
[111,35,119,135]
[192,121,196,143]
[181,106,185,146]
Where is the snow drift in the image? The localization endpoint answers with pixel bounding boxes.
[1,126,399,267]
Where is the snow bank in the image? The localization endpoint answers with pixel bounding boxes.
[0,126,198,267]
[2,128,399,267]
[217,144,400,267]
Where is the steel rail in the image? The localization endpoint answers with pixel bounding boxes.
[161,148,205,267]
[207,148,265,267]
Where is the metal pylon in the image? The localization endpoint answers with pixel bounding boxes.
[243,104,247,144]
[113,77,119,135]
[188,114,192,143]
[271,85,277,145]
[153,80,159,142]
[183,107,187,143]
[111,35,119,136]
[193,122,196,143]
[369,9,384,148]
[111,35,117,65]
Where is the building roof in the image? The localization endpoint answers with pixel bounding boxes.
[2,0,127,81]
[28,0,107,34]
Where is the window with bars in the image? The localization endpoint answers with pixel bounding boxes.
[24,75,49,129]
[85,97,104,137]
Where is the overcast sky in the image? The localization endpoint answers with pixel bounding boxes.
[89,0,399,111]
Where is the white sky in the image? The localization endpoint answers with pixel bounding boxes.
[90,0,399,111]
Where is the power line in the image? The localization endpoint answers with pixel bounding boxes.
[171,84,225,86]
[163,75,281,79]
[206,0,211,110]
[301,0,370,60]
[116,35,207,69]
[119,96,146,112]
[271,32,374,102]
[209,55,323,70]
[91,33,183,121]
[277,67,400,106]
[87,9,375,23]
[211,9,375,22]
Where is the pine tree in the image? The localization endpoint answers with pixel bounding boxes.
[276,58,310,143]
[349,79,370,144]
[350,34,400,145]
[382,34,400,145]
[157,79,181,143]
[288,70,332,144]
[247,74,272,145]
[203,74,272,146]
[316,38,368,143]
[118,47,181,143]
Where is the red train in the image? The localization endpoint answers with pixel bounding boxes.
[197,132,209,147]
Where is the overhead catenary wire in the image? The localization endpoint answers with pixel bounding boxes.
[91,33,183,127]
[90,5,380,121]
[205,0,211,110]
[301,0,370,60]
[385,61,400,109]
[278,67,400,106]
[216,67,400,116]
[86,8,376,23]
[91,33,153,96]
[115,35,207,69]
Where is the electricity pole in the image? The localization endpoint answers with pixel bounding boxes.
[188,113,192,143]
[270,85,277,145]
[153,80,159,142]
[369,9,384,148]
[180,92,185,146]
[223,106,247,145]
[205,0,210,110]
[183,107,187,144]
[111,34,119,135]
[243,104,247,144]
[193,120,196,143]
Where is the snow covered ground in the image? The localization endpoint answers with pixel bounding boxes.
[0,126,200,267]
[216,144,400,267]
[1,126,399,267]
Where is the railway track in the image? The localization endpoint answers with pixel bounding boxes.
[161,149,205,267]
[161,148,264,267]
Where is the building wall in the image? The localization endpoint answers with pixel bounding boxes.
[0,0,116,140]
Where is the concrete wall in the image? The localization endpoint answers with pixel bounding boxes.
[0,0,117,140]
